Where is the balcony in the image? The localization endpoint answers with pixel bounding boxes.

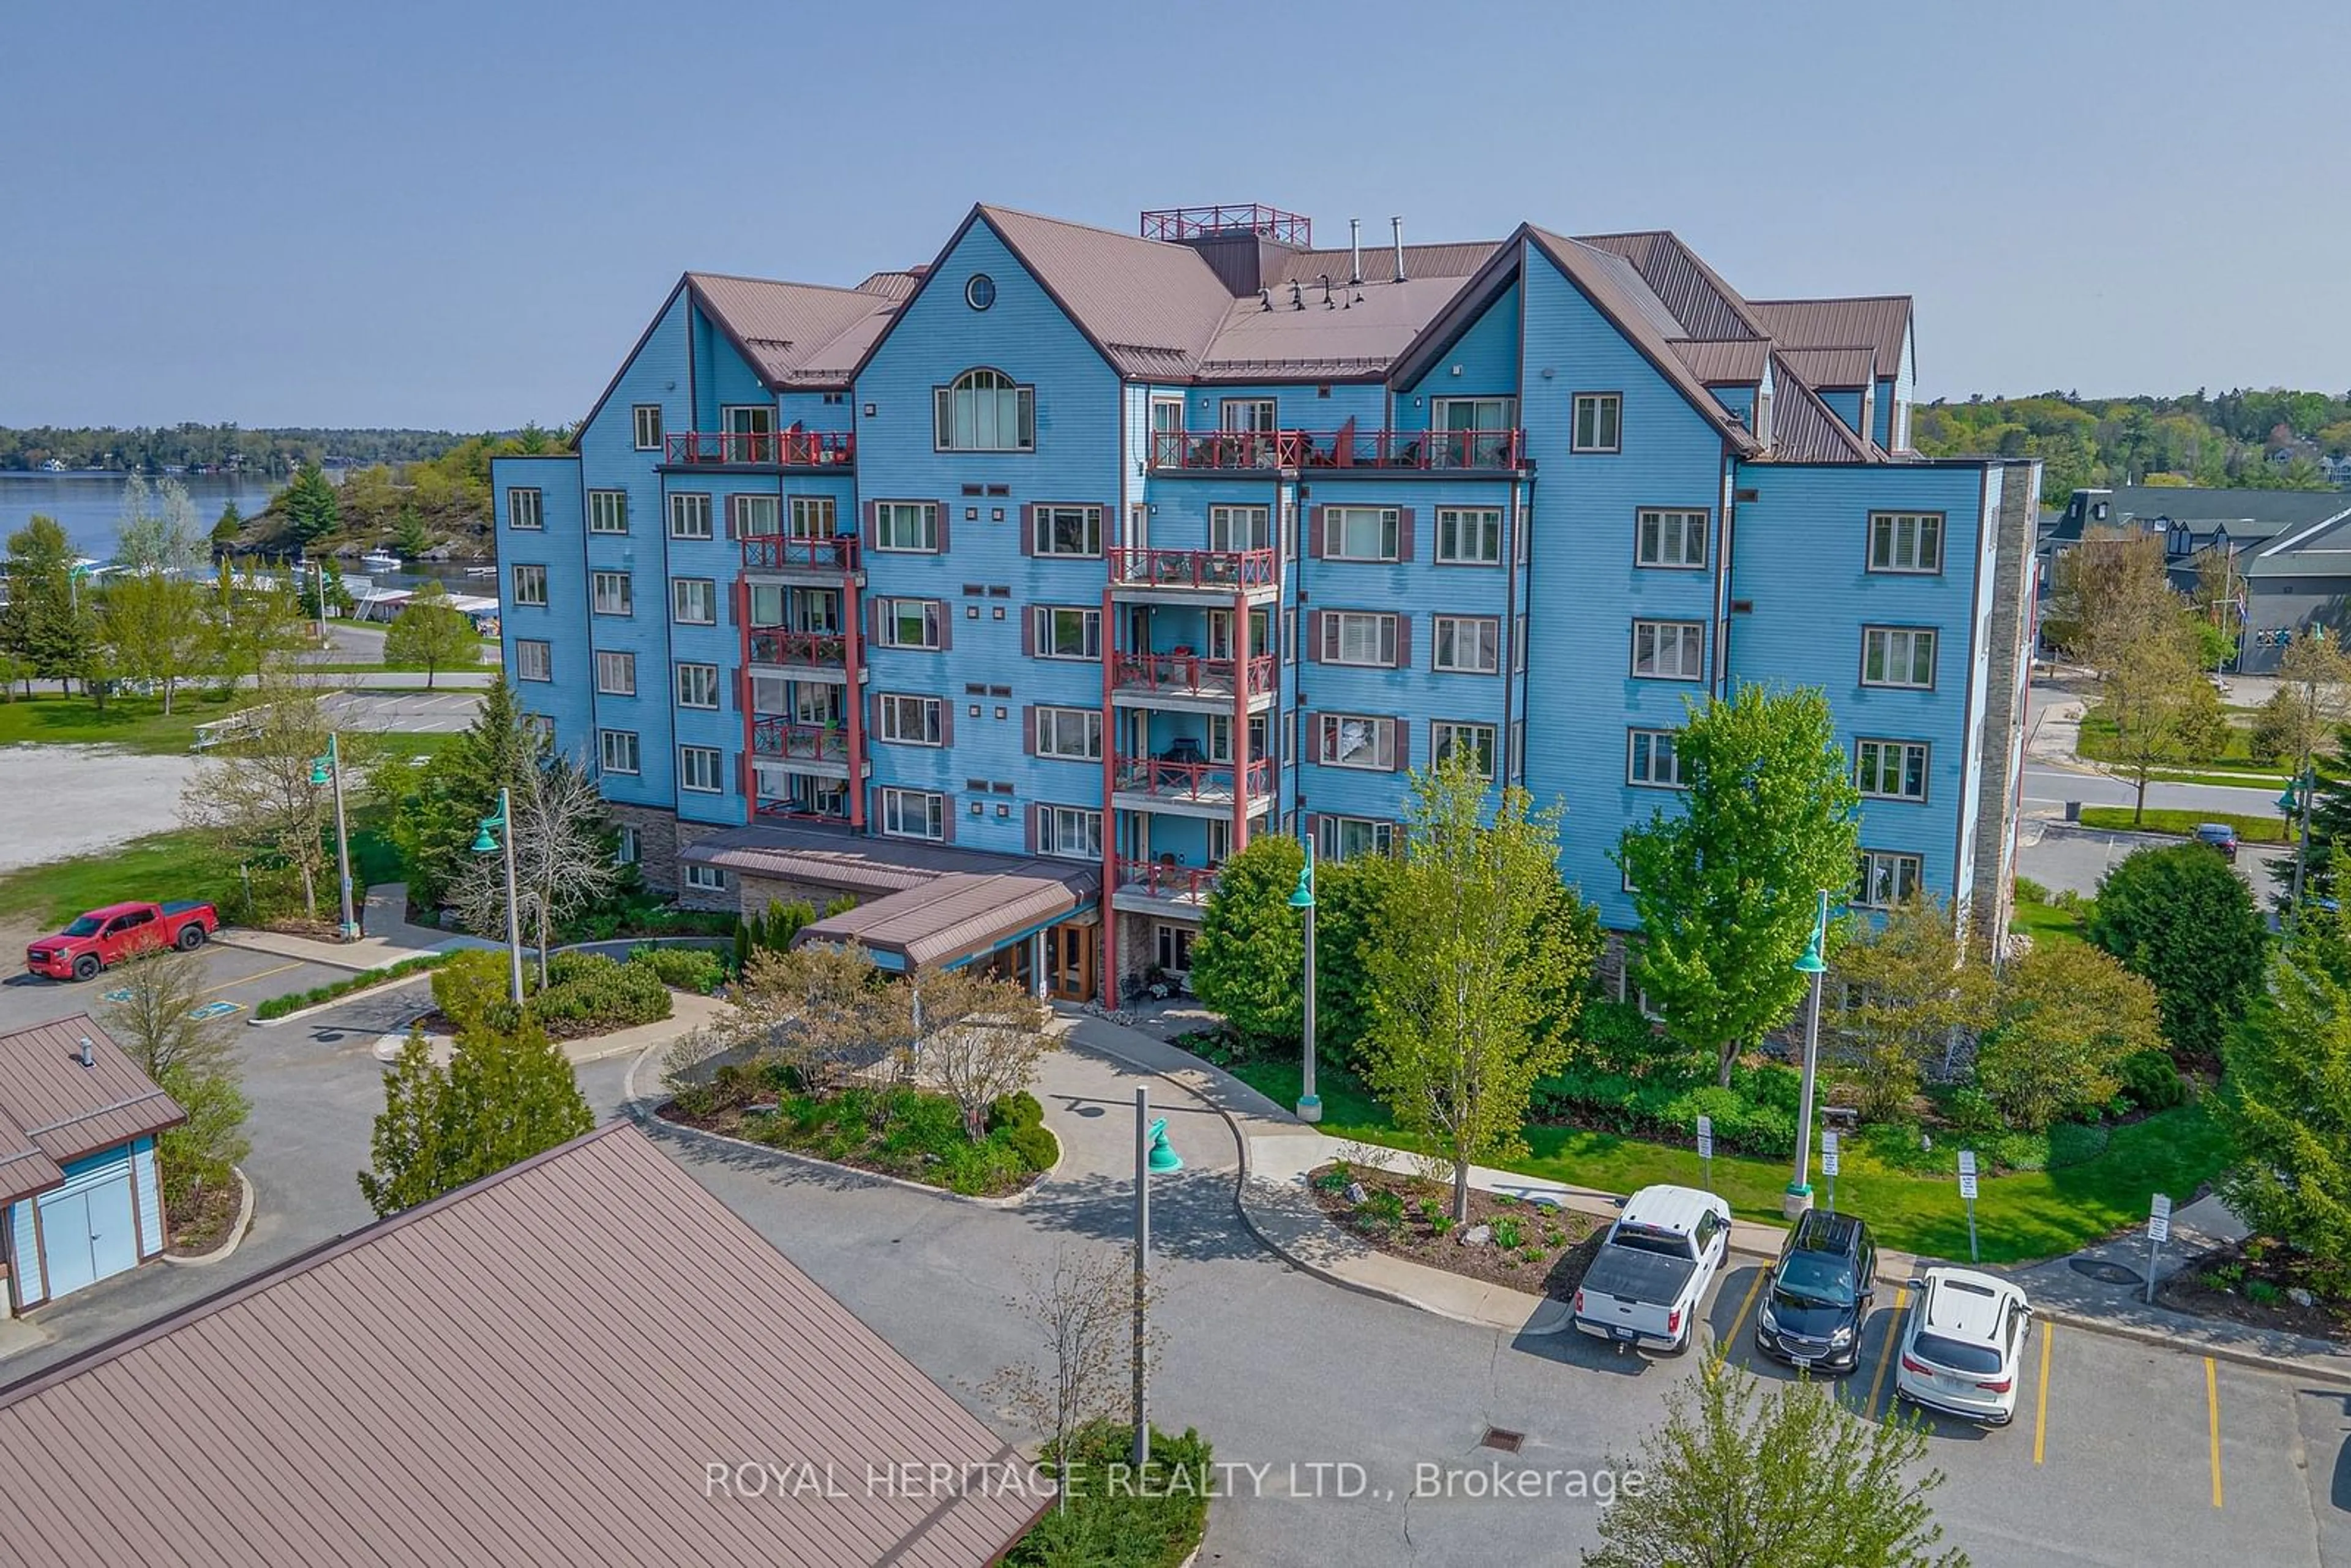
[1107,548,1278,594]
[748,629,850,677]
[1111,856,1220,916]
[750,718,855,780]
[1111,756,1273,818]
[1148,427,1524,473]
[754,798,852,825]
[664,430,855,468]
[1111,650,1277,708]
[741,535,861,576]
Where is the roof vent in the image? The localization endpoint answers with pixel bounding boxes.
[1392,216,1406,283]
[1321,275,1335,309]
[1289,280,1305,312]
[1349,218,1362,286]
[77,1036,94,1069]
[1258,287,1273,313]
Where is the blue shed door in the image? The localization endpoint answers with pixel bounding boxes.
[37,1153,140,1300]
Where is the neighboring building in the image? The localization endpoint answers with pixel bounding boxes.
[496,202,2041,996]
[0,1124,1046,1567]
[2043,486,2351,673]
[0,1016,183,1315]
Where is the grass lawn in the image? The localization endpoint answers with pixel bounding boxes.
[1229,1058,2227,1264]
[2078,708,2273,771]
[0,805,403,929]
[0,689,244,754]
[2011,891,2090,945]
[2078,806,2291,842]
[2142,767,2290,791]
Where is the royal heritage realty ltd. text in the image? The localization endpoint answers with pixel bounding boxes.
[703,1460,1647,1505]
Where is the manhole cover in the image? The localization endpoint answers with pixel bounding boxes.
[2069,1258,2144,1287]
[1478,1427,1524,1455]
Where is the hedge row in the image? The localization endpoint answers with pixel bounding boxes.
[253,951,456,1020]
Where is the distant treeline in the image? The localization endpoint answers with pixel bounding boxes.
[1913,388,2351,501]
[0,425,503,478]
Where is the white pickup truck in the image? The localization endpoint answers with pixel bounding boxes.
[1570,1184,1734,1354]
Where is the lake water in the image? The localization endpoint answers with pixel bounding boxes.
[0,471,286,559]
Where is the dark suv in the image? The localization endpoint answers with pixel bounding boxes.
[1753,1210,1876,1374]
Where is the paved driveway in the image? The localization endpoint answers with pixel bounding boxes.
[0,940,350,1035]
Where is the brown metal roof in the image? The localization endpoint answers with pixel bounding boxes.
[0,1016,182,1173]
[1764,353,1876,463]
[1775,345,1878,389]
[1577,232,1767,342]
[1671,338,1772,384]
[799,871,1086,968]
[1524,229,1760,457]
[980,206,1237,378]
[0,1124,1046,1567]
[1199,276,1469,380]
[1749,296,1913,379]
[686,272,902,391]
[1263,240,1502,286]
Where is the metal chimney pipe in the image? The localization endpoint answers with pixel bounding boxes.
[77,1037,94,1069]
[1392,216,1406,282]
[1349,219,1362,285]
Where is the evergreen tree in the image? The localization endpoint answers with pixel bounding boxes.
[1187,835,1306,1049]
[389,676,543,906]
[0,516,92,689]
[357,1015,591,1218]
[1617,683,1862,1087]
[282,462,341,544]
[211,500,244,547]
[394,502,432,558]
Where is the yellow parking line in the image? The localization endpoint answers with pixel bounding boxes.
[2033,1321,2053,1464]
[1863,1286,1908,1416]
[199,959,305,1000]
[1724,1264,1768,1350]
[2205,1357,2224,1508]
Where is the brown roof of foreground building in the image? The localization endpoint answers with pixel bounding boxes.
[0,1016,182,1205]
[801,871,1089,969]
[687,271,907,389]
[1749,295,1913,378]
[0,1123,1046,1568]
[1767,352,1878,463]
[1671,337,1774,385]
[1776,344,1879,389]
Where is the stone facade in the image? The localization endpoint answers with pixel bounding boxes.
[609,804,683,895]
[1969,462,2042,952]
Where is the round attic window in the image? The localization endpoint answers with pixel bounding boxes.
[965,273,997,311]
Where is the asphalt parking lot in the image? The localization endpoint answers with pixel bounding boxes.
[320,688,483,734]
[0,937,352,1035]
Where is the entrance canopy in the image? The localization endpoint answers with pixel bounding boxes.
[681,823,1098,970]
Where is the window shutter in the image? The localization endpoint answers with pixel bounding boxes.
[1305,610,1322,662]
[1021,607,1036,657]
[935,503,951,554]
[868,598,883,647]
[738,752,752,803]
[1304,812,1323,854]
[1307,505,1326,558]
[1025,805,1041,854]
[724,497,737,541]
[1393,614,1411,669]
[863,499,878,539]
[1020,503,1035,556]
[940,797,956,843]
[940,700,954,747]
[725,580,739,627]
[868,786,880,832]
[1395,507,1415,563]
[937,601,953,652]
[1022,705,1038,756]
[866,692,880,745]
[1392,716,1410,772]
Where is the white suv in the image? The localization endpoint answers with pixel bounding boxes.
[1894,1267,2032,1426]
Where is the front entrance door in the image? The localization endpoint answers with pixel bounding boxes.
[1048,923,1095,1002]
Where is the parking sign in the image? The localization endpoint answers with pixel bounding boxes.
[1957,1149,1978,1200]
[1821,1130,1839,1177]
[2148,1193,2172,1244]
[1695,1114,1714,1160]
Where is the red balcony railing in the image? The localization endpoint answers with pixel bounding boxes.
[1114,757,1273,801]
[742,535,860,572]
[1114,857,1221,903]
[664,430,855,467]
[1148,428,1523,472]
[1107,548,1278,591]
[1111,651,1278,697]
[751,718,850,762]
[747,629,849,669]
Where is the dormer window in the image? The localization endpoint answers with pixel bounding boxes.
[935,368,1034,452]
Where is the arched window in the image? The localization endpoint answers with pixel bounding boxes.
[935,368,1035,452]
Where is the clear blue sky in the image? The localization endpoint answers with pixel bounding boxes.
[5,0,2343,429]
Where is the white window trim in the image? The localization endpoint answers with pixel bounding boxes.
[632,404,663,452]
[1434,507,1502,566]
[1040,806,1103,862]
[587,490,628,535]
[1316,714,1397,771]
[1321,610,1399,668]
[878,598,945,651]
[683,863,725,892]
[1031,606,1102,661]
[1630,619,1704,681]
[1627,728,1685,789]
[516,640,552,682]
[1868,511,1946,575]
[1321,506,1401,563]
[873,501,942,553]
[671,578,718,626]
[506,487,543,531]
[613,825,639,866]
[934,369,1035,453]
[679,745,724,794]
[1856,738,1931,801]
[675,662,720,710]
[1208,505,1272,552]
[668,493,713,541]
[731,494,780,538]
[1861,626,1938,690]
[1854,849,1924,910]
[594,650,636,697]
[1032,504,1103,558]
[1034,705,1103,760]
[1635,508,1707,569]
[1572,392,1623,454]
[1431,615,1500,674]
[590,571,631,617]
[879,694,944,746]
[1431,721,1497,779]
[879,787,946,841]
[511,565,548,607]
[1315,815,1395,862]
[598,729,640,776]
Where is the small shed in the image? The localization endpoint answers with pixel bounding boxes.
[0,1016,186,1315]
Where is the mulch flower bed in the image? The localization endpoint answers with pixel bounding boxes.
[1307,1158,1603,1301]
[2156,1238,2349,1341]
[658,1083,1056,1200]
[165,1178,244,1258]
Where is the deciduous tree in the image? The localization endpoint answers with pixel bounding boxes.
[1187,835,1304,1050]
[100,947,250,1217]
[100,570,209,713]
[722,942,900,1097]
[909,966,1057,1140]
[178,669,358,920]
[205,559,305,689]
[985,1247,1159,1489]
[1826,895,1995,1121]
[1362,753,1597,1221]
[382,579,476,688]
[113,474,207,577]
[2098,610,2229,823]
[2087,843,2266,1062]
[1617,683,1861,1088]
[1584,1362,1963,1568]
[1977,942,2163,1130]
[449,750,617,983]
[2213,924,2351,1296]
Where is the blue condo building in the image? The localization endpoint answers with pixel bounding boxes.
[493,201,2039,1003]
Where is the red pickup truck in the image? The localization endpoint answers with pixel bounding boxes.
[26,901,220,981]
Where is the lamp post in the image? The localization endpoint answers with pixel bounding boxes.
[1783,890,1831,1221]
[473,789,525,1003]
[308,734,358,942]
[2280,770,2317,918]
[1289,842,1320,1123]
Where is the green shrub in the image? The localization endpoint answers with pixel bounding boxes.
[2014,876,2050,904]
[1002,1122,1059,1172]
[988,1090,1046,1132]
[1007,1421,1210,1568]
[626,943,728,994]
[1572,999,1664,1075]
[432,948,514,1033]
[525,953,672,1033]
[255,951,454,1019]
[1491,1216,1526,1250]
[1358,1188,1405,1228]
[2117,1048,2188,1111]
[2247,1278,2283,1305]
[1310,1159,1353,1194]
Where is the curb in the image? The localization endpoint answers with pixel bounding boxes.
[162,1167,255,1268]
[249,968,443,1029]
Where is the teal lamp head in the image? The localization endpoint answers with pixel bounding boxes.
[2281,782,2303,815]
[472,824,500,854]
[1793,890,1829,975]
[309,759,331,787]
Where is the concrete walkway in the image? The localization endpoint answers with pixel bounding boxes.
[212,883,497,973]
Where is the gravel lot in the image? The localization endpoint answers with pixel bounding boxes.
[0,745,200,872]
